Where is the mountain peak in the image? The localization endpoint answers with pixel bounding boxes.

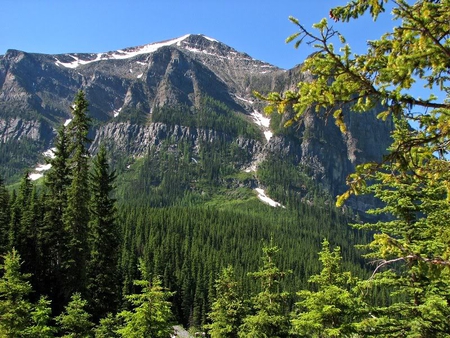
[52,34,223,69]
[51,34,279,71]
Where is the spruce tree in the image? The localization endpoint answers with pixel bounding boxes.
[206,266,246,338]
[87,145,120,321]
[42,124,71,312]
[0,249,33,337]
[62,90,92,300]
[24,297,56,338]
[117,260,174,338]
[94,313,120,338]
[56,293,94,338]
[352,118,450,336]
[291,239,364,337]
[239,242,291,338]
[18,185,42,292]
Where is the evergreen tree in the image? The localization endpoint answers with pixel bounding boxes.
[239,242,291,338]
[94,313,120,338]
[0,175,10,254]
[117,260,174,338]
[8,172,32,251]
[19,185,42,290]
[41,124,71,312]
[62,90,92,299]
[56,293,94,338]
[291,239,364,337]
[24,297,56,338]
[206,266,247,338]
[352,118,450,336]
[0,249,32,337]
[87,145,120,321]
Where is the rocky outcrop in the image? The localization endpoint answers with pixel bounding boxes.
[0,117,52,143]
[90,122,263,157]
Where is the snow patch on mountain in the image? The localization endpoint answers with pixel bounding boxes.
[203,36,218,43]
[250,110,272,141]
[113,108,122,117]
[255,188,284,208]
[54,34,192,69]
[29,147,56,181]
[43,148,56,159]
[182,45,252,61]
[235,95,254,105]
[251,110,270,128]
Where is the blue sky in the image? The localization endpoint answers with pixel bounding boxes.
[1,0,395,70]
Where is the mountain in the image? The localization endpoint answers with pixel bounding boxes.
[0,34,392,212]
[0,34,396,329]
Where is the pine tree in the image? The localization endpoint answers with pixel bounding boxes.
[62,90,92,299]
[239,242,291,338]
[87,145,120,321]
[56,293,94,338]
[117,259,174,338]
[0,249,33,337]
[291,239,365,337]
[206,266,247,338]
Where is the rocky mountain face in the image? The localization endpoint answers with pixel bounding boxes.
[0,34,392,211]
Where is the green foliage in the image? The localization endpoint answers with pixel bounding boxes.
[63,90,92,299]
[112,108,149,124]
[206,266,247,338]
[239,242,291,338]
[93,313,120,338]
[0,249,33,337]
[41,124,71,312]
[0,176,10,253]
[117,260,174,338]
[56,293,94,338]
[0,138,45,184]
[8,172,33,251]
[291,239,365,337]
[260,0,450,335]
[24,297,56,338]
[87,145,120,321]
[350,118,450,336]
[257,154,332,208]
[261,0,450,201]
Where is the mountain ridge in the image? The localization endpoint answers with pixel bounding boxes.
[0,34,393,213]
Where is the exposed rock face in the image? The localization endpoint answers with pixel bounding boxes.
[90,122,263,157]
[0,117,53,143]
[0,34,393,210]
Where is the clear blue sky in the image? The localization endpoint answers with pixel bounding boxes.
[1,0,395,70]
